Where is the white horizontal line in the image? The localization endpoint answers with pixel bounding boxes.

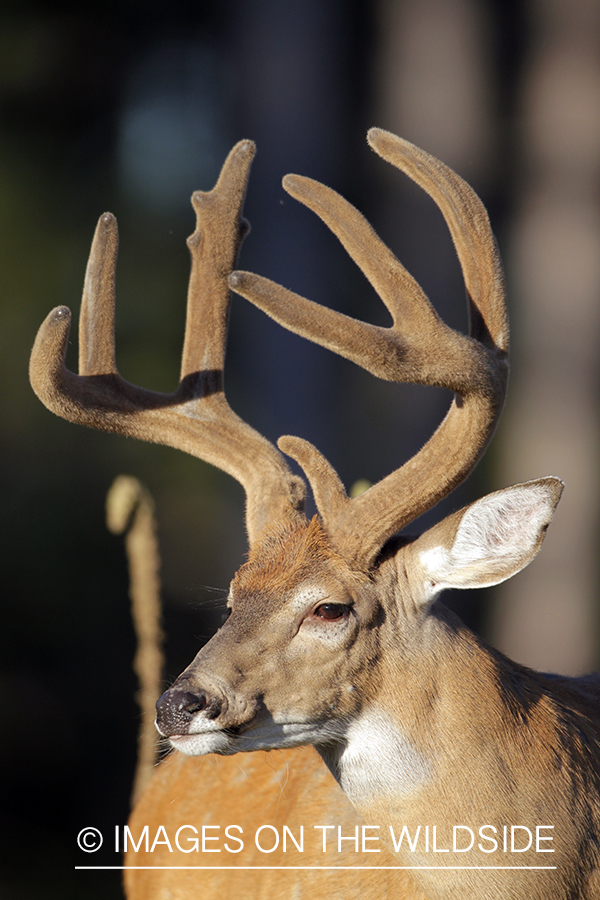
[75,865,557,871]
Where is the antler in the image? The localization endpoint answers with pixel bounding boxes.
[228,128,509,568]
[29,141,306,546]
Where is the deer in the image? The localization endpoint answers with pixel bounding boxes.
[30,131,600,900]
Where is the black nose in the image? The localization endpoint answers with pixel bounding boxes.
[156,688,222,735]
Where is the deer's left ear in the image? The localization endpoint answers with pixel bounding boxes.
[404,478,564,606]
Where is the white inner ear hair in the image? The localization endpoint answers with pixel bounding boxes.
[420,485,554,583]
[452,485,553,565]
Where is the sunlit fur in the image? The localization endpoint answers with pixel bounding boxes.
[235,516,363,598]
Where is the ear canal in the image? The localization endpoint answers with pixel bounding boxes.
[409,477,563,601]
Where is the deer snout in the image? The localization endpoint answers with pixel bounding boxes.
[156,687,223,736]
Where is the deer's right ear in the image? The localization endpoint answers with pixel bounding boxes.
[403,478,564,607]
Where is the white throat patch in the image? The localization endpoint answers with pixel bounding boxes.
[336,708,429,806]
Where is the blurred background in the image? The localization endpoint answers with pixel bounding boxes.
[1,0,599,896]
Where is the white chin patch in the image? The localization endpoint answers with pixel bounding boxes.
[235,720,335,752]
[169,731,233,756]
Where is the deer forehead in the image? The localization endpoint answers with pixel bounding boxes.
[230,518,369,611]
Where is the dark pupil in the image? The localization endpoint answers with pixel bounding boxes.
[317,603,345,620]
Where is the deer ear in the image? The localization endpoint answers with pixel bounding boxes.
[405,478,563,605]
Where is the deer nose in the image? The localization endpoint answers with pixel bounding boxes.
[155,688,222,735]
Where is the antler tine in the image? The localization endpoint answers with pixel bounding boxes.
[228,129,508,568]
[367,128,508,353]
[30,141,306,546]
[79,211,119,376]
[179,144,252,385]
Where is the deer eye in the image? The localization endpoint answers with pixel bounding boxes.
[313,603,349,621]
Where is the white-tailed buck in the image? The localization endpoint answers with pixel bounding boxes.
[30,131,600,900]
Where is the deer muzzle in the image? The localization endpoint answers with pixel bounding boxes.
[155,673,261,740]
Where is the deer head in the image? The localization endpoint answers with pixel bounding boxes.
[30,127,562,788]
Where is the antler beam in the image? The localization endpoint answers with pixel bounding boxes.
[29,141,306,546]
[229,129,509,567]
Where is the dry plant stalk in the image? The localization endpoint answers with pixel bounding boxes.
[106,475,164,807]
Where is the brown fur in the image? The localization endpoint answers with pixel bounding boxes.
[235,517,360,598]
[29,132,600,899]
[126,746,428,900]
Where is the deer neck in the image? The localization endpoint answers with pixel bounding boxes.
[316,603,595,881]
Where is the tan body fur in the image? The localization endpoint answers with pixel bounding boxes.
[126,746,427,900]
[30,131,600,898]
